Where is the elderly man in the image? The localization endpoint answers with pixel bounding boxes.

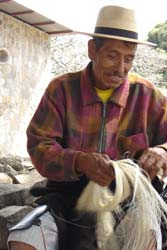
[8,5,167,250]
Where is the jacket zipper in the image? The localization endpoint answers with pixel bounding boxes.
[98,102,107,153]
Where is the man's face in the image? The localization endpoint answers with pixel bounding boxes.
[88,38,137,90]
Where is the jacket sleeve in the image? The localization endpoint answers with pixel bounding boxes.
[148,89,167,150]
[26,79,80,181]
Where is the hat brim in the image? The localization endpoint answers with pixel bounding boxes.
[74,31,156,46]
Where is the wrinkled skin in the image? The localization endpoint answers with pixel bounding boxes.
[139,147,167,181]
[88,38,137,90]
[76,152,114,186]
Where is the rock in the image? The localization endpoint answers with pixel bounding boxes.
[14,171,45,184]
[29,169,46,183]
[0,184,30,208]
[0,173,13,184]
[11,168,45,185]
[22,158,34,170]
[14,174,35,184]
[0,205,33,249]
[0,155,46,249]
[0,163,18,176]
[0,155,24,171]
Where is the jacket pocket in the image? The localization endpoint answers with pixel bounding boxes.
[118,133,149,158]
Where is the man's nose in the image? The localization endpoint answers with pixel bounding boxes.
[115,57,124,74]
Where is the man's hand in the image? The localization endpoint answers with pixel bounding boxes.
[75,152,114,186]
[138,147,167,180]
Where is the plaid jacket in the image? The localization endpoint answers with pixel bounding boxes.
[27,63,167,181]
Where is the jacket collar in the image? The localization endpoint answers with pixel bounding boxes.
[80,62,130,108]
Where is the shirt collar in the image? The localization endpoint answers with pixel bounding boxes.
[80,63,99,106]
[108,77,130,107]
[80,62,130,108]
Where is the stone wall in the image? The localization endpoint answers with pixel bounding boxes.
[51,34,89,76]
[0,11,51,157]
[0,155,46,250]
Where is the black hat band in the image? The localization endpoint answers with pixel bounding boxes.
[95,27,138,39]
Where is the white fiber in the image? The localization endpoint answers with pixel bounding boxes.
[76,159,167,250]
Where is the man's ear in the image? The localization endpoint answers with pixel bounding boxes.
[88,39,96,60]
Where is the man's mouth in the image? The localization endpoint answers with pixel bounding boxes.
[105,73,123,83]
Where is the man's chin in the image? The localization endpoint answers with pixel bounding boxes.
[95,78,124,90]
[104,77,124,89]
[106,81,123,89]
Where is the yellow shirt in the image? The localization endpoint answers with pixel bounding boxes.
[95,87,114,103]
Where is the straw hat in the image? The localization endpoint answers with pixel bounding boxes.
[76,5,155,46]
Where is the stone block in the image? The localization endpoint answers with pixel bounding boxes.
[0,205,33,249]
[0,184,30,209]
[0,173,12,184]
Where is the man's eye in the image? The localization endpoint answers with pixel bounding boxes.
[108,53,117,59]
[125,57,134,63]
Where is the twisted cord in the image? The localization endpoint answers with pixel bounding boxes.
[76,159,167,250]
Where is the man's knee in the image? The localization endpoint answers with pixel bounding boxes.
[9,241,36,250]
